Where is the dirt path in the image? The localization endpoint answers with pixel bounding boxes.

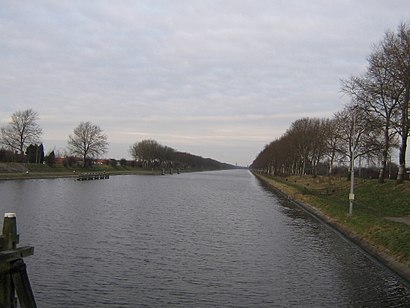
[385,216,410,226]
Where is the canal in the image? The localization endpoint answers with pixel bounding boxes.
[0,169,408,306]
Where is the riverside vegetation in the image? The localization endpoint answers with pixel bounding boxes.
[254,172,410,274]
[0,162,154,180]
[0,161,235,180]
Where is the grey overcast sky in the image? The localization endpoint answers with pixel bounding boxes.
[1,1,409,166]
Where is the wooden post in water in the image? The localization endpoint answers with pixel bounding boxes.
[0,213,17,307]
[0,213,36,308]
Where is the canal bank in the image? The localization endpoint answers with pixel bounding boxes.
[251,171,410,286]
[0,163,233,181]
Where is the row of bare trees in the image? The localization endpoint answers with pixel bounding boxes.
[0,110,109,166]
[130,139,233,170]
[252,23,410,183]
[0,110,232,170]
[342,23,410,183]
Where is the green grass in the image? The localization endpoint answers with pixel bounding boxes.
[0,163,159,180]
[354,180,410,217]
[26,163,74,173]
[0,162,217,180]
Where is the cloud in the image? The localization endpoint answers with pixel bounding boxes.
[1,0,409,165]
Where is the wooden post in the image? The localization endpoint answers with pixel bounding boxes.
[0,213,36,308]
[0,213,18,307]
[11,259,36,308]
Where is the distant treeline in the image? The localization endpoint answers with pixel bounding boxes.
[129,139,235,170]
[0,140,235,171]
[0,109,234,171]
[250,117,400,180]
[0,145,47,164]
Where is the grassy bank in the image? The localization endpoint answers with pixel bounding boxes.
[0,163,166,180]
[253,172,410,271]
[0,162,229,180]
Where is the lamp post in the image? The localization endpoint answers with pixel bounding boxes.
[349,155,355,215]
[349,109,356,215]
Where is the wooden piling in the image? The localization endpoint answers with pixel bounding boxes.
[0,213,36,308]
[11,260,36,308]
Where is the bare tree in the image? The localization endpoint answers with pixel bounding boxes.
[284,118,330,176]
[130,139,160,167]
[340,23,410,183]
[286,118,313,175]
[0,109,43,156]
[130,139,176,167]
[309,118,331,177]
[334,104,383,178]
[67,122,108,166]
[341,53,401,182]
[324,118,340,175]
[251,117,332,177]
[373,23,410,183]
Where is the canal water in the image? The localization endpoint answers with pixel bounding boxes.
[0,169,408,307]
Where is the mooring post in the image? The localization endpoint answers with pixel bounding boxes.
[0,213,18,307]
[0,213,36,308]
[11,259,36,308]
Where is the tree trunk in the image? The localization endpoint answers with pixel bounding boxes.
[397,88,409,184]
[397,148,406,184]
[347,150,353,181]
[312,161,317,178]
[378,124,390,183]
[328,152,335,176]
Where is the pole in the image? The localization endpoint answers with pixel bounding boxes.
[0,213,18,307]
[0,213,36,308]
[349,109,356,215]
[349,157,355,215]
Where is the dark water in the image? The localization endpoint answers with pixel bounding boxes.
[0,170,408,307]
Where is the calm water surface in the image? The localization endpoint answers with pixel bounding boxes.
[0,170,409,307]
